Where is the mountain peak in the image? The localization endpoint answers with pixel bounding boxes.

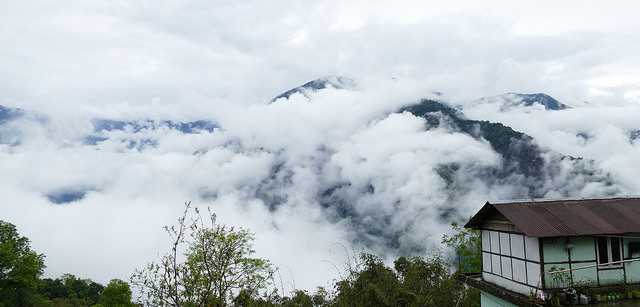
[0,105,24,124]
[271,76,355,102]
[476,93,569,111]
[505,93,569,110]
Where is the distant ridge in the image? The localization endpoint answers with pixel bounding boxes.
[271,76,355,102]
[476,93,569,111]
[0,105,24,124]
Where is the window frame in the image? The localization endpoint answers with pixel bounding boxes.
[596,237,623,267]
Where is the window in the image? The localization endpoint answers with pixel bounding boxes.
[597,237,622,266]
[597,237,608,264]
[629,242,640,258]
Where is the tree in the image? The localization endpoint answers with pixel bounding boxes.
[39,277,68,299]
[61,273,104,304]
[329,252,479,307]
[280,290,314,307]
[38,274,105,306]
[333,253,402,307]
[310,287,330,307]
[441,223,481,273]
[394,255,475,307]
[100,279,133,306]
[0,220,46,306]
[441,223,481,307]
[131,202,275,306]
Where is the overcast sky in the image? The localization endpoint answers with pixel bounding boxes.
[2,0,640,296]
[3,0,640,116]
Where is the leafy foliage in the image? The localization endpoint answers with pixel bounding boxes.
[37,274,108,306]
[0,220,46,306]
[331,253,478,307]
[131,202,275,306]
[1,213,483,307]
[99,279,133,306]
[0,220,134,307]
[441,223,481,273]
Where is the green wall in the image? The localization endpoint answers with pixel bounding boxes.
[571,262,597,285]
[544,263,570,288]
[625,261,640,283]
[541,236,640,288]
[543,238,568,263]
[599,269,625,285]
[480,291,517,307]
[570,237,596,261]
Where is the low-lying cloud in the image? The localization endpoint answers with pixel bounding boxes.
[2,0,640,294]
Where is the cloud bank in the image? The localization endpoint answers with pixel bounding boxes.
[1,0,640,294]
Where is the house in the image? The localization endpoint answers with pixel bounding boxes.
[459,197,640,306]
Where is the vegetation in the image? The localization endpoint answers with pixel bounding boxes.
[131,202,276,306]
[0,220,134,307]
[98,279,134,306]
[1,205,482,307]
[0,220,45,306]
[441,223,481,273]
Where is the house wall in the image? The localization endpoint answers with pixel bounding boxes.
[481,230,541,296]
[624,237,640,284]
[542,237,597,288]
[541,236,640,288]
[480,291,518,307]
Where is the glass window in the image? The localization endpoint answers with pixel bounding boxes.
[597,237,623,267]
[597,237,609,264]
[611,238,622,262]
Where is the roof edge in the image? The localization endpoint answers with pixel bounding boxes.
[464,201,493,229]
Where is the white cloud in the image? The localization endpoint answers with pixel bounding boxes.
[1,0,640,295]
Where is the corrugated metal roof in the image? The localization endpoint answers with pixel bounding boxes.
[465,197,640,237]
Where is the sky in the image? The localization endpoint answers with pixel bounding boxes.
[2,0,640,296]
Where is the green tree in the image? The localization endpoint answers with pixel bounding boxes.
[100,279,133,306]
[132,202,275,306]
[394,255,477,307]
[63,274,100,302]
[39,278,68,299]
[333,253,402,307]
[330,252,479,307]
[38,275,105,306]
[280,290,314,307]
[310,287,330,307]
[0,220,46,307]
[441,223,481,273]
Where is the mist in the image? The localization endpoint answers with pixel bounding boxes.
[2,0,640,294]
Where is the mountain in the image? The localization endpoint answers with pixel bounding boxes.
[630,129,640,144]
[401,99,545,178]
[475,93,569,111]
[0,105,24,125]
[46,188,91,204]
[0,105,26,145]
[2,105,218,149]
[271,76,355,102]
[268,79,612,201]
[260,79,617,252]
[84,119,218,149]
[91,119,216,134]
[312,98,616,252]
[1,81,621,253]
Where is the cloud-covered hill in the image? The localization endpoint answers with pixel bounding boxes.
[0,78,638,292]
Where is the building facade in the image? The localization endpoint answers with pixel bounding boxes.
[461,198,640,306]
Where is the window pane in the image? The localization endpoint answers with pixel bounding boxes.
[597,237,609,264]
[482,231,490,252]
[490,231,500,253]
[500,233,511,255]
[611,237,622,262]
